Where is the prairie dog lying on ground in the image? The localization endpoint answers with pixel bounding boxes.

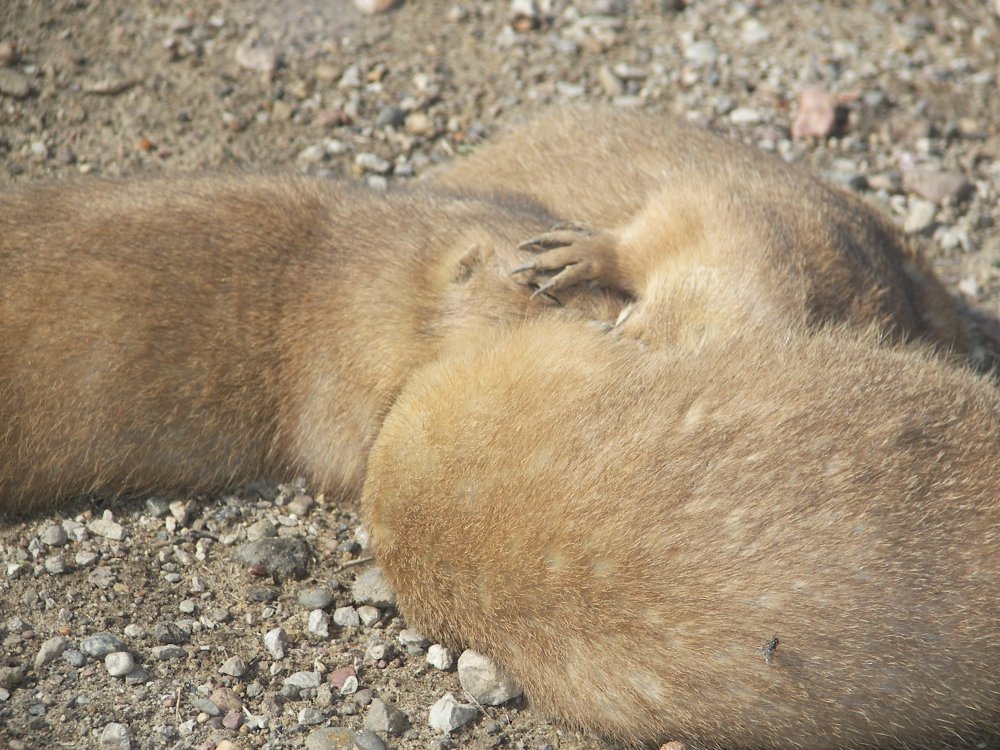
[364,315,1000,749]
[430,106,969,354]
[0,175,623,512]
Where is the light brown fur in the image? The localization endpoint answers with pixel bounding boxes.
[0,175,623,512]
[364,315,1000,749]
[429,105,969,354]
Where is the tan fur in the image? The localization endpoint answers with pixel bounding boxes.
[364,315,1000,749]
[429,105,968,353]
[0,175,623,512]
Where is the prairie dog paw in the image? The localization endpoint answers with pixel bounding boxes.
[510,221,619,297]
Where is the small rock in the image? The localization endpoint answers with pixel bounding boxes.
[306,727,356,750]
[457,650,523,705]
[0,40,16,66]
[354,730,388,750]
[357,606,380,627]
[88,517,125,541]
[151,645,188,660]
[333,606,361,627]
[192,696,222,716]
[428,692,478,732]
[376,105,406,129]
[308,609,331,638]
[145,497,170,517]
[236,537,312,581]
[329,665,358,690]
[223,710,244,730]
[40,524,68,546]
[0,69,31,99]
[35,636,67,668]
[353,0,400,13]
[365,698,410,736]
[355,152,393,175]
[88,565,116,588]
[264,627,289,659]
[154,621,189,644]
[247,518,277,541]
[125,668,151,685]
[427,644,454,670]
[63,649,86,668]
[219,656,248,677]
[81,632,126,659]
[216,742,239,750]
[285,670,322,690]
[0,667,24,690]
[123,624,145,639]
[75,550,99,567]
[44,554,66,574]
[340,675,359,695]
[352,568,396,607]
[740,18,770,45]
[298,587,335,610]
[399,629,429,650]
[211,687,244,713]
[99,722,130,750]
[299,707,326,725]
[904,199,937,234]
[729,107,762,125]
[248,586,279,602]
[404,112,435,137]
[791,88,839,140]
[902,168,974,204]
[684,40,719,66]
[105,651,136,677]
[235,38,277,73]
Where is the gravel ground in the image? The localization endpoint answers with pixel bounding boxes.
[2,1,999,749]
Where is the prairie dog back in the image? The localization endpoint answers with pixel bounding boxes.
[364,318,1000,749]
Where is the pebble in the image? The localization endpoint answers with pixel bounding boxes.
[333,606,361,627]
[729,107,762,125]
[457,650,523,705]
[428,692,478,732]
[0,667,24,690]
[902,168,974,204]
[298,587,335,610]
[264,627,289,659]
[329,665,358,689]
[217,742,238,750]
[82,633,126,659]
[353,0,400,13]
[123,624,145,639]
[399,629,429,650]
[125,668,151,685]
[219,656,248,677]
[105,651,137,677]
[684,40,719,66]
[63,649,86,668]
[88,565,116,588]
[192,697,221,717]
[364,698,410,736]
[152,645,188,660]
[44,555,66,574]
[299,707,326,725]
[357,606,380,627]
[99,722,130,750]
[305,727,356,750]
[792,88,839,140]
[427,644,454,670]
[223,710,243,730]
[235,537,312,581]
[405,112,435,137]
[740,18,770,45]
[285,670,322,690]
[904,199,937,234]
[355,152,393,175]
[88,516,125,541]
[351,567,396,607]
[308,609,331,638]
[40,524,68,546]
[35,636,67,668]
[354,730,388,750]
[75,550,99,567]
[0,68,31,99]
[247,518,277,541]
[154,621,189,644]
[235,38,277,73]
[340,675,359,695]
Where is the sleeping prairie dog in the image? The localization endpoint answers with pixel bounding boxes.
[0,175,624,513]
[363,316,1000,749]
[429,105,969,354]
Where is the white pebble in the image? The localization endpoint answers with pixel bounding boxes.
[333,606,361,628]
[357,605,380,627]
[307,609,330,638]
[428,692,478,732]
[99,722,130,750]
[105,651,136,677]
[426,644,454,671]
[457,650,523,705]
[264,627,288,660]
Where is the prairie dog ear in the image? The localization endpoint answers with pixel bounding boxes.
[452,241,495,283]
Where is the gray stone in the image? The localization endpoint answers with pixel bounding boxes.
[264,627,288,659]
[355,152,393,175]
[333,606,361,628]
[298,587,334,610]
[428,692,478,732]
[903,167,974,204]
[904,199,937,234]
[151,645,188,660]
[105,651,136,677]
[351,568,396,608]
[0,667,24,690]
[246,518,277,541]
[235,537,311,581]
[0,69,31,99]
[219,656,248,677]
[124,668,151,685]
[305,727,356,750]
[191,697,221,717]
[354,730,388,750]
[81,632,126,659]
[63,649,86,667]
[284,670,322,690]
[153,621,189,644]
[299,707,326,725]
[457,650,522,705]
[308,609,330,638]
[35,636,67,668]
[44,555,66,574]
[39,524,68,546]
[364,698,410,736]
[99,722,131,750]
[88,517,125,541]
[357,606,380,627]
[87,566,116,588]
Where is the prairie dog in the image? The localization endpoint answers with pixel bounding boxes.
[363,316,1000,749]
[0,175,623,512]
[430,106,968,353]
